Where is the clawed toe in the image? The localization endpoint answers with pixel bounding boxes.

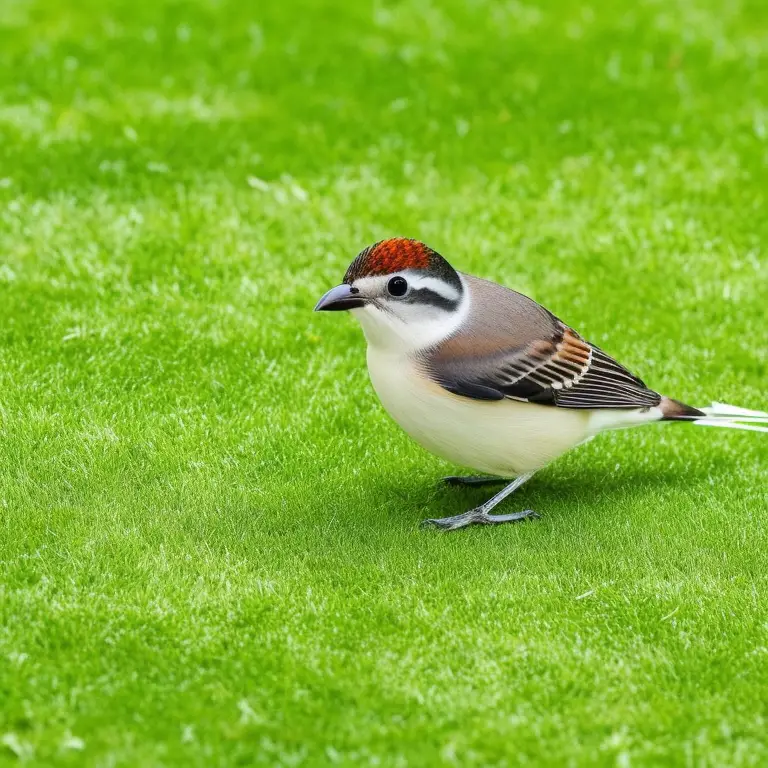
[420,515,473,531]
[421,508,540,531]
[484,509,540,524]
[426,472,539,531]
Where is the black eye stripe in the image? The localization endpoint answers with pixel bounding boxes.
[405,287,460,311]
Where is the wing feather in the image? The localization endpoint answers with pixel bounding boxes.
[426,275,661,410]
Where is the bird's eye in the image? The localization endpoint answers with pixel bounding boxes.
[387,276,408,297]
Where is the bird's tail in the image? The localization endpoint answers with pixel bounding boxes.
[662,398,768,433]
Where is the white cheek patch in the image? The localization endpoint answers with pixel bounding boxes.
[351,274,471,354]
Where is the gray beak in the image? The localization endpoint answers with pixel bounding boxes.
[314,284,366,312]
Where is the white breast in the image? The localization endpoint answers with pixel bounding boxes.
[366,348,595,476]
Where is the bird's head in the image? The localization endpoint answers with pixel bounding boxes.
[314,238,467,352]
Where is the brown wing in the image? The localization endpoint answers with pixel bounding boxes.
[425,274,661,409]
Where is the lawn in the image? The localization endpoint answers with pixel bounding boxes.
[1,0,767,764]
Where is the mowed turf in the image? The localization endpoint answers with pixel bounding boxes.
[1,0,767,764]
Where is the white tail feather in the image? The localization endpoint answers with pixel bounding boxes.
[701,402,768,419]
[694,420,768,433]
[693,402,768,433]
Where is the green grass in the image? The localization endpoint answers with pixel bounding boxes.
[1,0,767,764]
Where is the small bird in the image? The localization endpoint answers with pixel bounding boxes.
[315,238,767,531]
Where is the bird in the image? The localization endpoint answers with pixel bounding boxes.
[314,238,768,531]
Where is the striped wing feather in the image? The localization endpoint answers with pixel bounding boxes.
[427,276,661,410]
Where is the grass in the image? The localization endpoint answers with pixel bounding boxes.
[1,0,767,764]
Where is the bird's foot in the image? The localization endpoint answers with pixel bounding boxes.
[441,475,510,487]
[421,508,540,531]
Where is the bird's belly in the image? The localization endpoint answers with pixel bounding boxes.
[366,350,592,476]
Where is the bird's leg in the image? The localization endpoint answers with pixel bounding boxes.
[441,475,511,487]
[422,472,539,531]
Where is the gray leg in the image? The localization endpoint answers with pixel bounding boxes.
[442,475,510,487]
[422,472,539,531]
